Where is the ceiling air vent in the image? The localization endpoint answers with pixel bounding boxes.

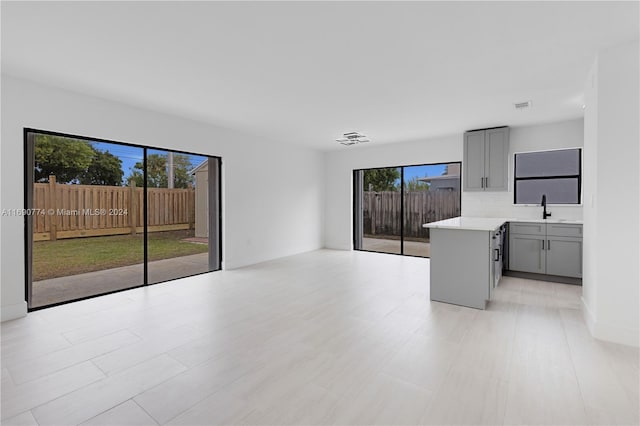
[336,132,370,146]
[514,100,532,110]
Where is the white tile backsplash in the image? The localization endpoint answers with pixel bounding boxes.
[463,191,583,221]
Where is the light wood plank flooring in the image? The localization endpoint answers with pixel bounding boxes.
[1,249,638,425]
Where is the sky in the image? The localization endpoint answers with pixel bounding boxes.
[92,142,143,180]
[403,164,447,181]
[369,164,450,188]
[92,142,208,184]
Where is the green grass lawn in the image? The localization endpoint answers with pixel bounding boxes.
[33,230,208,281]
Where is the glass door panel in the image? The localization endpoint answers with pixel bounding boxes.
[402,163,461,257]
[28,132,144,308]
[146,150,217,284]
[360,167,402,255]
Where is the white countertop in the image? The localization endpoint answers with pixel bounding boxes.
[508,218,583,225]
[422,217,509,231]
[423,216,583,231]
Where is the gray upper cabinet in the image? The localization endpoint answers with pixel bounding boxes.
[485,128,509,190]
[463,127,509,192]
[463,130,485,191]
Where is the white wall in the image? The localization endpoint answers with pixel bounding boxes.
[582,39,639,347]
[324,119,584,250]
[1,75,325,321]
[582,58,599,335]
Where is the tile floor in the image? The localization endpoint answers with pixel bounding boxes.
[1,249,638,425]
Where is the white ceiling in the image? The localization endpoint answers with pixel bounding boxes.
[2,1,638,151]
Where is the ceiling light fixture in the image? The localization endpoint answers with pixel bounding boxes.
[336,131,370,146]
[514,100,532,110]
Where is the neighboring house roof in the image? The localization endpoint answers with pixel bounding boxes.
[189,160,208,175]
[418,174,460,182]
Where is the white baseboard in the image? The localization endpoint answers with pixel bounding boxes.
[322,234,352,251]
[592,321,639,348]
[1,301,28,322]
[323,242,351,251]
[224,246,324,270]
[582,296,639,347]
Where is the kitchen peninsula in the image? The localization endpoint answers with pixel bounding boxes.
[424,217,507,309]
[424,217,583,309]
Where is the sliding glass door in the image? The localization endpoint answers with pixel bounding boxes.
[354,162,461,258]
[25,129,221,310]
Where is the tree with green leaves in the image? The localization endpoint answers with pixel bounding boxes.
[404,177,430,191]
[34,135,125,185]
[79,150,123,186]
[363,168,400,192]
[34,135,95,183]
[169,154,195,188]
[127,153,194,188]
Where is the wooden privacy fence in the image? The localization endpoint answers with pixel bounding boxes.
[32,176,195,241]
[363,190,460,238]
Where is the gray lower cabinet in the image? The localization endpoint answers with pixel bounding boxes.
[546,236,583,278]
[509,234,546,274]
[430,227,494,309]
[509,222,582,278]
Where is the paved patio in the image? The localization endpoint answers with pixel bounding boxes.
[32,253,209,308]
[362,237,431,257]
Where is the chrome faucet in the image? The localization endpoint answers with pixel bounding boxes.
[541,194,552,219]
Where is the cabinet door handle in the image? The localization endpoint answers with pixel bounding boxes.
[541,240,545,251]
[485,177,489,188]
[494,248,500,261]
[547,240,550,250]
[481,177,484,188]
